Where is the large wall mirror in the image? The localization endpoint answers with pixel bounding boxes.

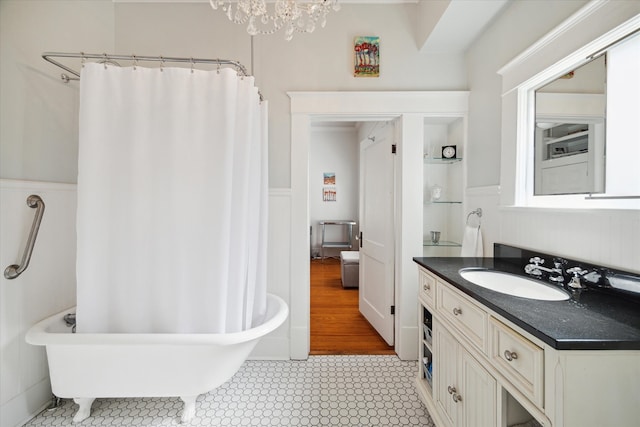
[532,29,639,198]
[534,55,606,195]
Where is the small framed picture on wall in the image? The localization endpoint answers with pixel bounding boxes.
[323,172,336,185]
[323,187,336,202]
[354,36,380,77]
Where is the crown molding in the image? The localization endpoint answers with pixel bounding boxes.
[497,0,608,76]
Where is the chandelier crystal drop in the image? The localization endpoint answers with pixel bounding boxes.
[209,0,340,41]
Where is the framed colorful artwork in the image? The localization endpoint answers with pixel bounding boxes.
[354,36,380,77]
[323,187,336,202]
[323,172,336,185]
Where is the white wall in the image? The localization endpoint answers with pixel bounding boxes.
[0,0,114,183]
[465,186,501,258]
[465,0,589,188]
[466,0,640,273]
[309,126,360,258]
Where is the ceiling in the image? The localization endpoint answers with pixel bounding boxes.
[414,0,510,53]
[132,1,510,53]
[307,0,511,53]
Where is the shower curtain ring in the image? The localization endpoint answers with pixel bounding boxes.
[80,52,85,68]
[103,53,108,70]
[190,57,194,74]
[216,60,221,74]
[160,56,164,72]
[132,55,137,70]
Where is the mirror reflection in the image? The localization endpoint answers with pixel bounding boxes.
[534,55,606,195]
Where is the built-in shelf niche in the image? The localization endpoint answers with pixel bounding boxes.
[423,117,464,256]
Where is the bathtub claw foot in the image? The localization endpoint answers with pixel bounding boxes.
[72,398,95,423]
[180,395,198,423]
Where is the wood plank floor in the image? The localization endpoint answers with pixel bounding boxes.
[310,258,395,355]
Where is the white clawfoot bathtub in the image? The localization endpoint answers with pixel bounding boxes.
[26,294,288,424]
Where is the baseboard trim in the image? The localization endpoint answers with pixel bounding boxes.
[290,326,309,360]
[249,336,290,360]
[397,325,418,361]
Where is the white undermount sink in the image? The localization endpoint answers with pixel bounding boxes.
[459,268,570,301]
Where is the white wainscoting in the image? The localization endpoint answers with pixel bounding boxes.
[250,188,292,359]
[465,184,639,273]
[466,186,501,257]
[0,179,77,427]
[499,207,640,274]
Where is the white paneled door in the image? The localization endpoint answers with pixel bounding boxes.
[358,123,395,345]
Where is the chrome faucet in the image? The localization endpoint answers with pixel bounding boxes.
[583,267,611,287]
[566,267,588,289]
[524,257,566,282]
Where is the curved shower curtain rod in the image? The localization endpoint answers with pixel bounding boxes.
[42,51,252,83]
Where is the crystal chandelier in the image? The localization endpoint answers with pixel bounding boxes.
[209,0,340,41]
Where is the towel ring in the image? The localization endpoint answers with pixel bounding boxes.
[466,208,483,227]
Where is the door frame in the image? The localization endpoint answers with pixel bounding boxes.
[289,91,469,360]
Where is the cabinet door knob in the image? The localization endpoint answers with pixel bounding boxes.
[452,307,462,316]
[452,392,462,403]
[447,385,456,395]
[423,283,430,291]
[504,350,518,362]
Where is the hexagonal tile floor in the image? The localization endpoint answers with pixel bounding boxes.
[24,355,434,426]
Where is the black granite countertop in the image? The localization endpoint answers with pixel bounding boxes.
[413,256,640,350]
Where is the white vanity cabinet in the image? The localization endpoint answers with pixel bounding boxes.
[419,269,436,309]
[418,267,502,427]
[433,320,497,427]
[416,265,640,427]
[436,283,487,355]
[489,318,543,407]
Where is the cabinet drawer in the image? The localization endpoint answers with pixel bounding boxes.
[437,283,487,354]
[419,268,436,308]
[490,317,544,406]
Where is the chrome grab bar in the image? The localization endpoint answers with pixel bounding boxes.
[4,195,45,280]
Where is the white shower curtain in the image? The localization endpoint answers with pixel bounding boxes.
[75,63,268,333]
